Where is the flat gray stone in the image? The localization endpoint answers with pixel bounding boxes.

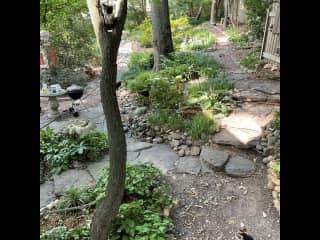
[134,144,178,173]
[127,151,140,162]
[40,181,55,208]
[200,147,230,171]
[225,156,255,177]
[174,156,201,174]
[127,140,153,152]
[212,129,258,149]
[53,169,94,195]
[87,155,110,181]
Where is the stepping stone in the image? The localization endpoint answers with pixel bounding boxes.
[87,155,110,181]
[200,147,230,171]
[40,181,55,208]
[212,105,273,148]
[127,140,153,152]
[174,156,201,175]
[134,144,178,173]
[53,169,94,195]
[224,155,255,177]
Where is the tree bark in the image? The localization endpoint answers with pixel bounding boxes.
[210,0,216,24]
[196,4,203,21]
[151,0,173,72]
[86,1,127,239]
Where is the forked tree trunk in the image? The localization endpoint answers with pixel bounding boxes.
[151,0,173,72]
[86,0,127,239]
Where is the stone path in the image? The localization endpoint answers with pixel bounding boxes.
[208,25,280,150]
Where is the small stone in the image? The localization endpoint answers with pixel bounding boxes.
[178,149,185,157]
[146,130,155,137]
[163,208,170,217]
[256,144,263,151]
[179,145,188,150]
[133,106,148,116]
[184,132,188,136]
[274,186,280,192]
[185,149,191,156]
[173,147,178,151]
[153,137,163,144]
[171,139,181,147]
[171,133,182,140]
[262,156,273,164]
[186,140,193,146]
[272,191,278,199]
[272,177,280,186]
[154,126,160,132]
[273,199,280,212]
[267,135,277,146]
[267,181,274,190]
[190,146,201,156]
[146,137,152,143]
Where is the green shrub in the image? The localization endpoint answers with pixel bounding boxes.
[225,27,249,46]
[138,18,153,47]
[149,109,185,130]
[272,110,280,130]
[40,67,89,89]
[180,28,216,51]
[121,50,154,83]
[127,71,154,93]
[187,75,233,114]
[240,53,259,70]
[150,78,183,109]
[128,50,154,70]
[94,164,173,239]
[244,0,273,39]
[186,113,216,140]
[40,128,109,178]
[40,225,90,240]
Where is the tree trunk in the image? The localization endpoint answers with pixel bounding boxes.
[86,1,127,240]
[151,0,173,72]
[196,5,203,21]
[224,0,228,28]
[210,0,216,24]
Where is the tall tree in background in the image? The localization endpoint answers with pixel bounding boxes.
[86,0,127,239]
[151,0,174,72]
[210,0,216,24]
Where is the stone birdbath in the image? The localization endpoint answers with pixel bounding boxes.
[40,89,67,119]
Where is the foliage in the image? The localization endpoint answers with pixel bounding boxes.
[40,225,90,240]
[162,52,220,78]
[169,0,212,21]
[40,0,99,68]
[240,53,260,70]
[244,0,273,39]
[137,18,153,48]
[149,109,186,131]
[183,29,216,51]
[121,50,154,84]
[271,110,280,130]
[40,128,109,178]
[57,186,90,209]
[186,113,215,140]
[93,164,173,239]
[272,160,280,179]
[150,78,184,109]
[125,0,147,31]
[187,75,233,114]
[40,67,88,89]
[225,27,250,47]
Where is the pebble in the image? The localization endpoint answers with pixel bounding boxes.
[178,149,185,157]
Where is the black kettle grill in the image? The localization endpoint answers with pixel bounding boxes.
[66,85,84,117]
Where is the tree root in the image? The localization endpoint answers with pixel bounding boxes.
[40,200,97,216]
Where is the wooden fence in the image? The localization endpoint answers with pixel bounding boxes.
[260,1,280,63]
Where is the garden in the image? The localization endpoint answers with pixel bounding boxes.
[40,0,280,239]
